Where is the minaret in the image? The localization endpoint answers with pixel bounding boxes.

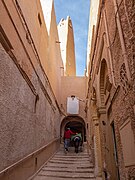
[58,16,76,76]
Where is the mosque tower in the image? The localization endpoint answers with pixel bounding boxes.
[58,16,76,76]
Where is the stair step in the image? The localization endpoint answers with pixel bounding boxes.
[37,171,95,178]
[32,145,95,180]
[34,176,95,180]
[48,160,91,165]
[55,154,90,158]
[44,163,94,168]
[53,156,90,158]
[42,167,94,173]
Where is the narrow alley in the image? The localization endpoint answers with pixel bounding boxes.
[0,0,135,180]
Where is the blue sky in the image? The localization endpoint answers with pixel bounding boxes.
[54,0,90,76]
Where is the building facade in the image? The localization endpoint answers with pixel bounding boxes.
[86,0,135,179]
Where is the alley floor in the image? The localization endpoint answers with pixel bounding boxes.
[31,143,95,180]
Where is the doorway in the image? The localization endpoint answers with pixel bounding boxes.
[60,115,86,143]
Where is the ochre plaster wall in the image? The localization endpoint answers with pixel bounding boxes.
[46,2,63,104]
[0,0,61,179]
[61,76,87,120]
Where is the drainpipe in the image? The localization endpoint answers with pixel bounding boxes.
[112,0,131,83]
[103,9,116,87]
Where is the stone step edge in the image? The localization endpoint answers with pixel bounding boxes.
[37,174,95,179]
[48,161,91,164]
[41,168,94,173]
[35,177,95,180]
[53,157,90,160]
[42,164,94,169]
[51,159,90,162]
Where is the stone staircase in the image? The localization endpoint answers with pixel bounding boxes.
[32,143,95,180]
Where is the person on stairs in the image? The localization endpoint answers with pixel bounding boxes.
[71,132,82,153]
[64,127,75,152]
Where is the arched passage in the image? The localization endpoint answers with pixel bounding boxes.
[60,116,86,143]
[99,59,119,179]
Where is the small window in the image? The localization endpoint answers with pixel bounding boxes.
[38,13,42,26]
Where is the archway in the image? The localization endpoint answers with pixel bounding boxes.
[60,115,86,143]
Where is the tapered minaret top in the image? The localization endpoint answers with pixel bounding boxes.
[58,16,76,76]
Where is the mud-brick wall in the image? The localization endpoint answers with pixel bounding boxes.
[105,0,135,179]
[0,42,60,173]
[86,0,135,179]
[118,0,135,77]
[0,0,61,176]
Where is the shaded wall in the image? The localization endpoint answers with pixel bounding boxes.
[41,0,63,104]
[0,0,61,179]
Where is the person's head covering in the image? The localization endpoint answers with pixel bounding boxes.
[65,127,70,131]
